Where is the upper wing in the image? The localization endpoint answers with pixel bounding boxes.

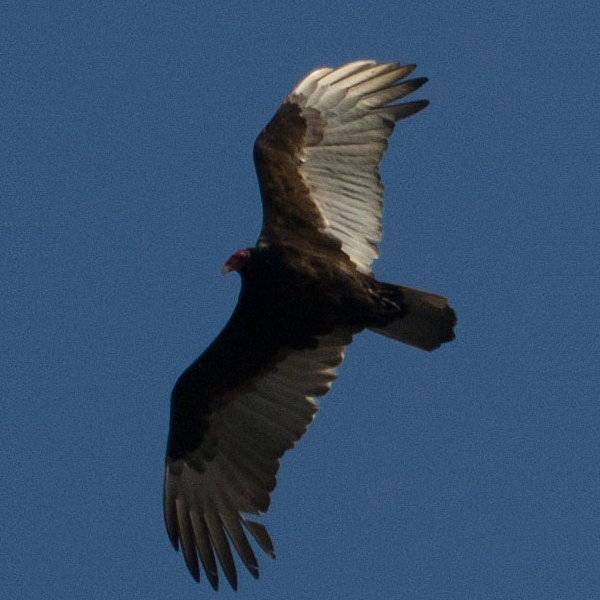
[254,60,428,274]
[164,325,353,590]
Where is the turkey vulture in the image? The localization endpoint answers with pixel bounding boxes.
[164,60,456,589]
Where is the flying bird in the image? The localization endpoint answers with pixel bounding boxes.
[164,60,456,590]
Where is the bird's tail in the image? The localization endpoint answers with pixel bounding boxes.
[370,284,456,351]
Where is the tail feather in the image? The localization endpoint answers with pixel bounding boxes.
[370,285,456,351]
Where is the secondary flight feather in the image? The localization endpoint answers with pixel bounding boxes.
[164,60,456,590]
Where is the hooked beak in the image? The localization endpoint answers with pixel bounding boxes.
[221,264,233,275]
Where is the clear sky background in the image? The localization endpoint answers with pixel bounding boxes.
[3,2,600,599]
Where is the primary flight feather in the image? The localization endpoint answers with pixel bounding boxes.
[164,60,456,590]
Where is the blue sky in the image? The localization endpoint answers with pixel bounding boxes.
[3,2,600,598]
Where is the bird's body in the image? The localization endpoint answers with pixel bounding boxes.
[168,244,405,460]
[164,60,456,590]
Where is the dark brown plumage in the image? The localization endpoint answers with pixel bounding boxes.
[164,60,456,590]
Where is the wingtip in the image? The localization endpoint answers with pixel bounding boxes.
[243,519,276,558]
[399,99,430,118]
[396,63,417,78]
[406,76,429,93]
[248,564,260,580]
[205,568,219,591]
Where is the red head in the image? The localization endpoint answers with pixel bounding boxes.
[222,248,251,274]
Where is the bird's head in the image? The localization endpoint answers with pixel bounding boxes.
[222,248,252,274]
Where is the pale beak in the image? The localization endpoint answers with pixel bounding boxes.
[221,264,233,275]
